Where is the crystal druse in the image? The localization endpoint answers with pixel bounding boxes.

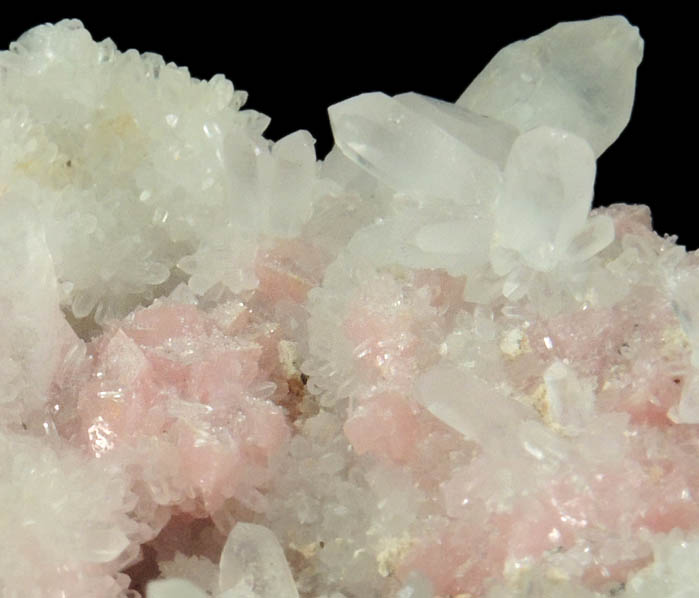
[1,15,698,598]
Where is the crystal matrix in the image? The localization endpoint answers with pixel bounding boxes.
[1,15,698,598]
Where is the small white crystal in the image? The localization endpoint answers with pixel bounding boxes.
[625,531,699,598]
[458,15,643,157]
[669,269,699,369]
[158,552,220,595]
[146,578,210,598]
[565,214,616,263]
[219,522,299,598]
[416,365,532,447]
[671,372,699,424]
[542,361,596,430]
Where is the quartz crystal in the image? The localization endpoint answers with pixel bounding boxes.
[457,16,644,157]
[1,15,697,598]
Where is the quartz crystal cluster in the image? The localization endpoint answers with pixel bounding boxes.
[1,15,698,598]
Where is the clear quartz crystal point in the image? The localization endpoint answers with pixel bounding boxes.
[458,15,643,157]
[328,91,501,204]
[218,522,299,598]
[494,126,596,271]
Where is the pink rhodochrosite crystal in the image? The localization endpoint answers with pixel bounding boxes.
[3,14,699,598]
[60,299,291,514]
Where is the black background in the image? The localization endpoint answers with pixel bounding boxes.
[1,7,692,249]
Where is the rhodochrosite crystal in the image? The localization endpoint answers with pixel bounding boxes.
[2,14,698,598]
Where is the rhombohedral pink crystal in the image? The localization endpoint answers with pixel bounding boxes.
[1,15,698,598]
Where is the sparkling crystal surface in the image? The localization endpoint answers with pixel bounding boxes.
[1,15,696,598]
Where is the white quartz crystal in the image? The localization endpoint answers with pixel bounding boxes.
[565,214,616,264]
[416,365,533,448]
[495,126,596,271]
[219,523,299,598]
[625,531,699,598]
[328,91,502,204]
[542,360,596,430]
[458,15,643,157]
[158,553,220,595]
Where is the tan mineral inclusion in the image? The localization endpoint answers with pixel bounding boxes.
[1,15,699,598]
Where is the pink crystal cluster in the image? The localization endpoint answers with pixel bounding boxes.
[2,16,699,598]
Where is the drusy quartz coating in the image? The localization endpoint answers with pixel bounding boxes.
[2,15,699,598]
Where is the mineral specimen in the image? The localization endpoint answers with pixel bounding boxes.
[1,14,697,598]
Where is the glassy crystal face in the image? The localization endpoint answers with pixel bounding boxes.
[1,15,698,598]
[458,16,644,158]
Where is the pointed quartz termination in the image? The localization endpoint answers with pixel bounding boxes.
[494,126,596,271]
[458,16,644,157]
[328,92,502,204]
[218,522,299,598]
